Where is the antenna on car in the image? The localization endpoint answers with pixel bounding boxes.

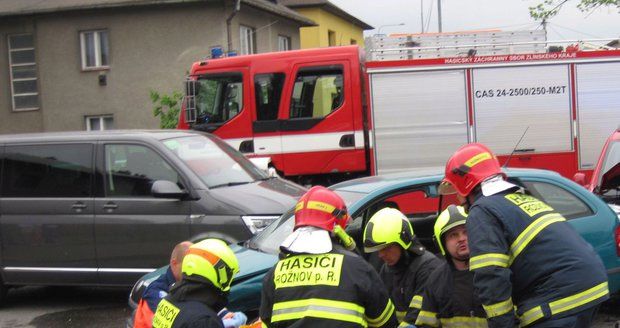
[503,126,529,168]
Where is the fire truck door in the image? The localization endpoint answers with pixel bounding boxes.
[251,73,285,166]
[277,63,361,176]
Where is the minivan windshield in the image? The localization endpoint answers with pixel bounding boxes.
[249,189,367,254]
[163,135,268,188]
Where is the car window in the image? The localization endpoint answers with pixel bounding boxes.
[352,187,441,254]
[522,181,593,220]
[1,144,93,197]
[104,144,182,197]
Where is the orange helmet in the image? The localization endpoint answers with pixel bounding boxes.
[440,143,504,197]
[294,186,349,232]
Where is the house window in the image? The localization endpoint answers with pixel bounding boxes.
[278,35,291,51]
[328,30,336,46]
[351,39,357,45]
[8,34,40,111]
[80,30,109,69]
[240,25,256,55]
[86,115,114,130]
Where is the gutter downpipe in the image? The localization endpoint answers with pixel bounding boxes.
[226,0,241,53]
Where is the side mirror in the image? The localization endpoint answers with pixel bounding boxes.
[152,180,187,199]
[573,172,587,186]
[249,157,279,177]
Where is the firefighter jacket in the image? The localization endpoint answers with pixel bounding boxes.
[152,280,226,328]
[135,267,176,328]
[259,244,399,328]
[466,190,609,328]
[378,249,442,324]
[411,262,487,328]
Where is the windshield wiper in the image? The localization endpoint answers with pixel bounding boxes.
[209,181,252,189]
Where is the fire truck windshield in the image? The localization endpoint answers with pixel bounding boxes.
[194,73,243,125]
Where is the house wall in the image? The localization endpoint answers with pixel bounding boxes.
[295,7,365,49]
[0,1,302,133]
[235,4,300,53]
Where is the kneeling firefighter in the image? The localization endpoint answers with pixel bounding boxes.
[152,239,242,328]
[363,207,442,326]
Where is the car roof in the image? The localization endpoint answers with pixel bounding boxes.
[0,129,210,143]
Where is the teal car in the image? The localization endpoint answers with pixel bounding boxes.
[129,168,620,317]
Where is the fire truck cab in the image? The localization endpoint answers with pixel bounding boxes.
[180,46,368,184]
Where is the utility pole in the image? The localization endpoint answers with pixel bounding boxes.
[437,0,442,33]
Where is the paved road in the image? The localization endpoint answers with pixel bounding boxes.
[0,285,618,327]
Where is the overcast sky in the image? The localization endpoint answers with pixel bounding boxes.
[330,0,620,42]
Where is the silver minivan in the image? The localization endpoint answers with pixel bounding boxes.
[0,130,305,304]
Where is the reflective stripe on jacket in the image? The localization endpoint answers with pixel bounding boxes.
[380,250,442,325]
[411,262,487,328]
[467,191,609,328]
[259,245,398,328]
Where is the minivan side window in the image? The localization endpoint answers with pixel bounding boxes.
[104,144,182,197]
[522,181,593,220]
[289,66,344,119]
[1,144,93,197]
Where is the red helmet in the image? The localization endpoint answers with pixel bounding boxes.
[440,143,504,197]
[294,186,349,232]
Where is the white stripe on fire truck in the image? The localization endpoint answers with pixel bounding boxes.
[225,130,366,155]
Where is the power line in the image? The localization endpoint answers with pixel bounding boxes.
[425,0,434,33]
[549,22,603,38]
[548,24,567,40]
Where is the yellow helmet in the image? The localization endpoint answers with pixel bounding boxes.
[434,205,468,256]
[181,239,239,292]
[363,207,414,252]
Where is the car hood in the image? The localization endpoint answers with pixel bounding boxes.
[230,244,278,280]
[598,162,620,193]
[209,178,306,214]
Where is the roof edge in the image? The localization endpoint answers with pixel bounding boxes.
[285,1,373,30]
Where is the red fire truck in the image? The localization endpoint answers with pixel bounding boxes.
[179,45,620,185]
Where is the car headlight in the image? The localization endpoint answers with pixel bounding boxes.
[242,215,280,234]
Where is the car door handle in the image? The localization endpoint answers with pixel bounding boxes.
[103,203,118,210]
[72,202,87,210]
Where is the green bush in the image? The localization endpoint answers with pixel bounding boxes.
[151,90,183,129]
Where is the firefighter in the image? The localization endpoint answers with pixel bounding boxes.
[362,207,441,325]
[439,143,609,328]
[134,241,193,328]
[260,186,398,328]
[412,205,487,327]
[152,239,241,328]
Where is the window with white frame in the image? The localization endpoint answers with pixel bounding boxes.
[80,30,109,69]
[86,115,114,131]
[278,35,291,51]
[8,34,40,111]
[240,25,256,55]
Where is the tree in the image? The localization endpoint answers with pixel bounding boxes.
[529,0,619,20]
[150,90,183,129]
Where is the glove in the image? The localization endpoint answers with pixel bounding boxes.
[222,311,248,328]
